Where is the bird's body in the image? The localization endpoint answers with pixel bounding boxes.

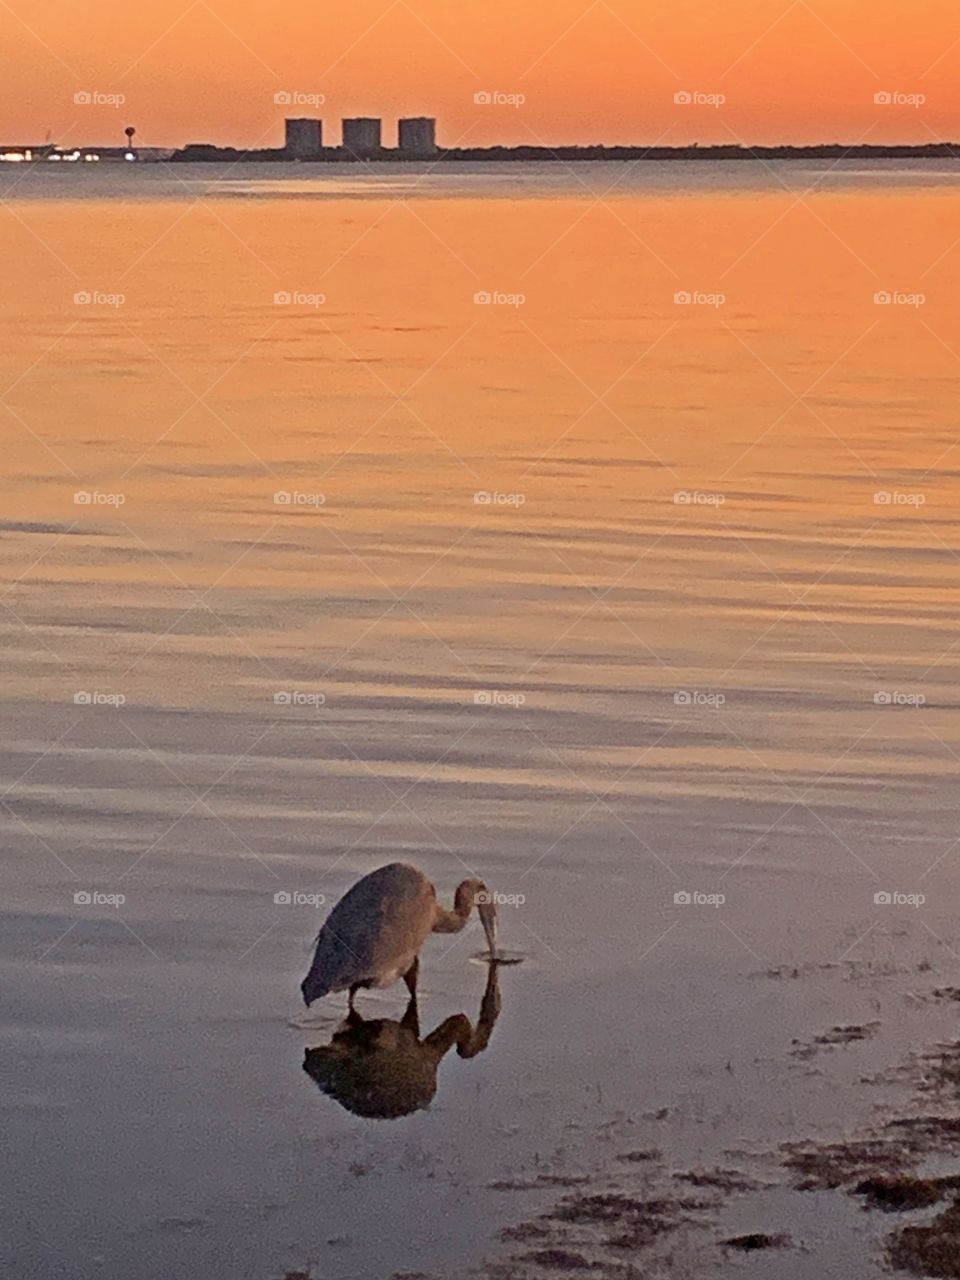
[301,862,497,1009]
[306,864,435,1000]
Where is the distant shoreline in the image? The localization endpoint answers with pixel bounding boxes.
[165,142,960,164]
[4,141,956,168]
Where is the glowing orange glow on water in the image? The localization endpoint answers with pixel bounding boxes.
[2,172,959,721]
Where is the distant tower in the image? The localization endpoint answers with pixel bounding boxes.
[342,118,382,159]
[284,118,323,160]
[398,118,437,158]
[124,125,137,157]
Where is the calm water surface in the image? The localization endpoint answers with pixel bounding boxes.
[2,161,960,1279]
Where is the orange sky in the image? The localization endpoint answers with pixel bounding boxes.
[1,0,958,149]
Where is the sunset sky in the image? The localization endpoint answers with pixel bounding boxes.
[2,0,958,149]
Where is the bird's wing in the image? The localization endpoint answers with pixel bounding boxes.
[309,863,435,991]
[310,913,376,991]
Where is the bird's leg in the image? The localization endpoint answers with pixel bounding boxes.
[399,959,420,1036]
[348,984,361,1015]
[400,994,420,1038]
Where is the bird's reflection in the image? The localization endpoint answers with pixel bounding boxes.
[303,961,501,1119]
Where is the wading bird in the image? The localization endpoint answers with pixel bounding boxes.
[301,863,498,1010]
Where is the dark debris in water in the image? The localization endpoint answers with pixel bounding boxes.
[485,1260,645,1280]
[854,1174,960,1214]
[756,959,933,983]
[720,1232,791,1251]
[674,1167,762,1193]
[888,1196,960,1278]
[521,1250,595,1272]
[914,1042,960,1095]
[777,1024,960,1279]
[546,1189,713,1251]
[501,1222,552,1244]
[615,1149,662,1165]
[784,1117,960,1195]
[755,962,838,980]
[782,1136,917,1191]
[888,1115,960,1151]
[490,1174,590,1191]
[640,1106,676,1122]
[484,1019,960,1279]
[790,1021,881,1060]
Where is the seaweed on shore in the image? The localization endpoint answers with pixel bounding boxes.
[546,1189,713,1250]
[782,1136,917,1190]
[854,1174,960,1213]
[674,1167,762,1193]
[790,1022,881,1060]
[887,1196,960,1279]
[720,1233,791,1251]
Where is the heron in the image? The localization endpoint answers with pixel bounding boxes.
[300,863,498,1010]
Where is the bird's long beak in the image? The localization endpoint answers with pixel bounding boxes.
[477,892,498,957]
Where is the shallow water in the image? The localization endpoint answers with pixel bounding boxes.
[2,160,960,1279]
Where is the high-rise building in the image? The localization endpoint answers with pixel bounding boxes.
[398,118,437,158]
[285,118,322,159]
[342,118,382,158]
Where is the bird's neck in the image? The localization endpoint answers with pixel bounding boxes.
[432,900,470,934]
